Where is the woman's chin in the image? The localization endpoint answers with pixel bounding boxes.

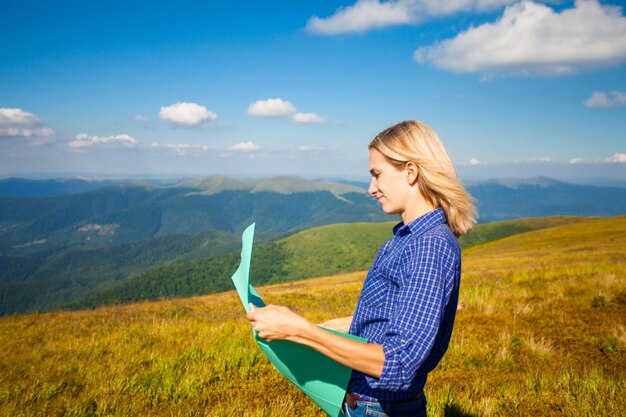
[380,205,398,215]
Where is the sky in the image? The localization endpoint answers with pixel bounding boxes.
[1,0,625,182]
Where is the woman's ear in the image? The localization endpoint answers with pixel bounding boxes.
[405,162,418,185]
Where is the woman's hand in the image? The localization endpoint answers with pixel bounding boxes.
[248,304,385,378]
[246,304,313,342]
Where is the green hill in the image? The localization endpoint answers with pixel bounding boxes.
[0,216,624,416]
[71,216,590,310]
[456,215,589,248]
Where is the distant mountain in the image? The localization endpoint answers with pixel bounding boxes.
[324,176,626,220]
[0,177,130,197]
[0,176,386,257]
[469,176,562,189]
[179,175,365,198]
[467,176,626,222]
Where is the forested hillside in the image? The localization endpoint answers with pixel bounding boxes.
[69,216,589,310]
[0,230,244,315]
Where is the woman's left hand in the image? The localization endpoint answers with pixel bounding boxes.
[246,304,312,342]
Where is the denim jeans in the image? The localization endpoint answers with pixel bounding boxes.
[342,395,427,417]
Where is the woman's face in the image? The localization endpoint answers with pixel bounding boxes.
[368,148,412,217]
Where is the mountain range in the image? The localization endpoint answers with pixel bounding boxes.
[0,175,382,257]
[1,175,625,315]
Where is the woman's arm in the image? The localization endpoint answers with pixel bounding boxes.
[247,305,384,378]
[318,316,353,332]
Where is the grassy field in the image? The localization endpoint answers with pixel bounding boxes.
[0,216,624,416]
[278,215,590,284]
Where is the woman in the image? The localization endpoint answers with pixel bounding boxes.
[247,120,477,416]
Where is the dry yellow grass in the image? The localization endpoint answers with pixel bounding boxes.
[0,216,625,416]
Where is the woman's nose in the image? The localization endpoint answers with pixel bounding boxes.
[368,178,378,196]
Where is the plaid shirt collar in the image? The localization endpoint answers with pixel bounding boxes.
[392,207,447,237]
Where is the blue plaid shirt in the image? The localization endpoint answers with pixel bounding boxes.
[348,208,461,401]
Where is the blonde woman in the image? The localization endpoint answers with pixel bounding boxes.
[247,120,477,417]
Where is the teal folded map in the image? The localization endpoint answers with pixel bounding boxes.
[230,223,366,417]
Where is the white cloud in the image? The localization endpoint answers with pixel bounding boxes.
[414,0,626,76]
[469,158,487,165]
[159,102,217,126]
[150,142,210,155]
[292,112,325,123]
[307,0,413,35]
[134,115,150,122]
[568,154,626,164]
[606,153,626,163]
[584,90,626,108]
[0,108,55,139]
[248,99,325,123]
[150,141,262,155]
[298,145,325,152]
[0,108,39,127]
[306,0,517,35]
[248,98,296,117]
[69,133,138,150]
[532,156,554,162]
[228,141,261,152]
[568,158,589,164]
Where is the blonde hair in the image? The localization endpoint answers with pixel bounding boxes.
[369,120,477,237]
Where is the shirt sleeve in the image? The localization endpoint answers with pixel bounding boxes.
[365,236,456,391]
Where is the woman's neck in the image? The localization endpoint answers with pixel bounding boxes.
[400,200,436,225]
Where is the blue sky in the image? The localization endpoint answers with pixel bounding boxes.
[1,0,625,182]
